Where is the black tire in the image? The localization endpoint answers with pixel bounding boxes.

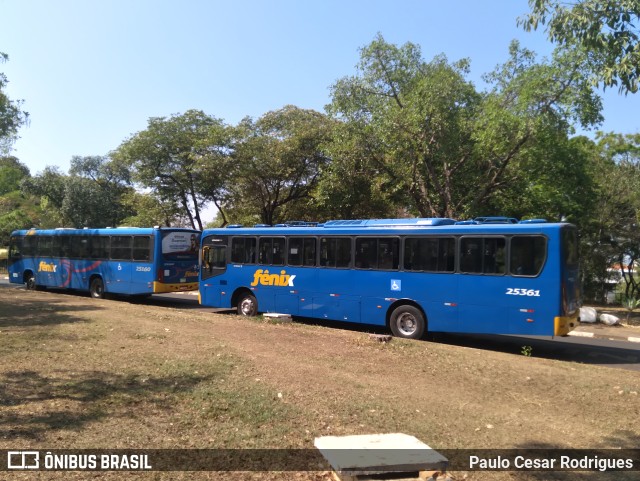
[237,292,258,316]
[89,277,105,299]
[25,273,36,290]
[389,304,426,339]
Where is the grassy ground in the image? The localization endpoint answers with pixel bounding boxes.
[1,287,639,480]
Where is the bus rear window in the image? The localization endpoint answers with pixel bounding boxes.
[162,231,199,260]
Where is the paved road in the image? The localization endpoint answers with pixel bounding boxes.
[2,278,640,372]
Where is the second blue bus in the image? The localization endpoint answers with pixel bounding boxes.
[8,227,201,297]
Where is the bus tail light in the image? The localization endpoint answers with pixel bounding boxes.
[157,268,164,282]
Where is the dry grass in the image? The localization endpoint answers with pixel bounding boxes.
[1,287,639,480]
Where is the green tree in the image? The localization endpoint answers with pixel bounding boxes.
[583,132,640,301]
[227,105,334,225]
[114,110,232,230]
[520,0,640,93]
[327,36,602,220]
[0,53,28,154]
[0,156,30,195]
[119,191,183,227]
[21,157,134,228]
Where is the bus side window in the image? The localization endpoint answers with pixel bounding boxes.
[203,245,226,271]
[38,236,53,257]
[71,236,91,259]
[321,237,351,268]
[111,236,132,260]
[9,236,22,260]
[23,235,36,257]
[90,236,109,259]
[460,237,505,274]
[303,238,316,266]
[60,235,71,257]
[231,237,256,264]
[258,237,284,265]
[378,238,399,270]
[290,237,316,267]
[133,236,151,261]
[510,236,547,276]
[355,238,376,269]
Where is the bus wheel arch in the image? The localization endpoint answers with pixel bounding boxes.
[387,300,427,339]
[233,288,258,316]
[89,275,106,299]
[24,271,36,290]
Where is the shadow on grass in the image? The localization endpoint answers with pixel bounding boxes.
[0,369,217,440]
[0,296,102,328]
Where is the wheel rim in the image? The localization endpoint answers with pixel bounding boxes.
[26,276,35,289]
[396,312,417,336]
[239,297,255,315]
[92,280,103,297]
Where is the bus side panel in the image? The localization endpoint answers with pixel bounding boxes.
[308,270,361,323]
[131,263,155,294]
[457,274,509,334]
[104,261,132,294]
[200,278,224,307]
[505,274,558,336]
[275,293,299,315]
[31,257,50,287]
[401,273,459,332]
[10,258,33,284]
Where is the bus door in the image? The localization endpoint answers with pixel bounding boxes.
[457,236,509,334]
[201,235,228,305]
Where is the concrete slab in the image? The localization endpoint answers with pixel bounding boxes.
[314,433,448,476]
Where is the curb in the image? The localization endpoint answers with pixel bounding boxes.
[568,329,640,343]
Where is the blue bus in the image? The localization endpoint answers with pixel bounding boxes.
[199,218,581,339]
[8,227,200,298]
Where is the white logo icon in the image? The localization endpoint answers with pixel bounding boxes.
[7,451,40,469]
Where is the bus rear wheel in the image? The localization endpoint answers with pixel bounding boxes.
[237,293,258,316]
[90,278,105,299]
[389,305,426,339]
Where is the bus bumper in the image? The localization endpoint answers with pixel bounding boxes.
[554,312,580,336]
[153,281,199,293]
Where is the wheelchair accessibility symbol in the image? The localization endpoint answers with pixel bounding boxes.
[390,279,401,291]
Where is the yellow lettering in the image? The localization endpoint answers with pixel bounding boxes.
[250,269,263,287]
[38,261,57,273]
[251,269,296,287]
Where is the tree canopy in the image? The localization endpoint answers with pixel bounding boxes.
[326,35,601,220]
[113,110,232,230]
[520,0,640,93]
[0,53,28,154]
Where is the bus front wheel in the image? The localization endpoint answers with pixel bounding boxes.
[237,293,258,316]
[389,305,426,339]
[25,273,36,290]
[90,278,105,299]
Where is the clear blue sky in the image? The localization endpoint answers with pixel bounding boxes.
[2,0,639,177]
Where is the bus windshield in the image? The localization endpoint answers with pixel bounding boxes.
[161,231,200,260]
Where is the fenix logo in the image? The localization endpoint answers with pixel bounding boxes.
[38,262,57,273]
[250,269,296,287]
